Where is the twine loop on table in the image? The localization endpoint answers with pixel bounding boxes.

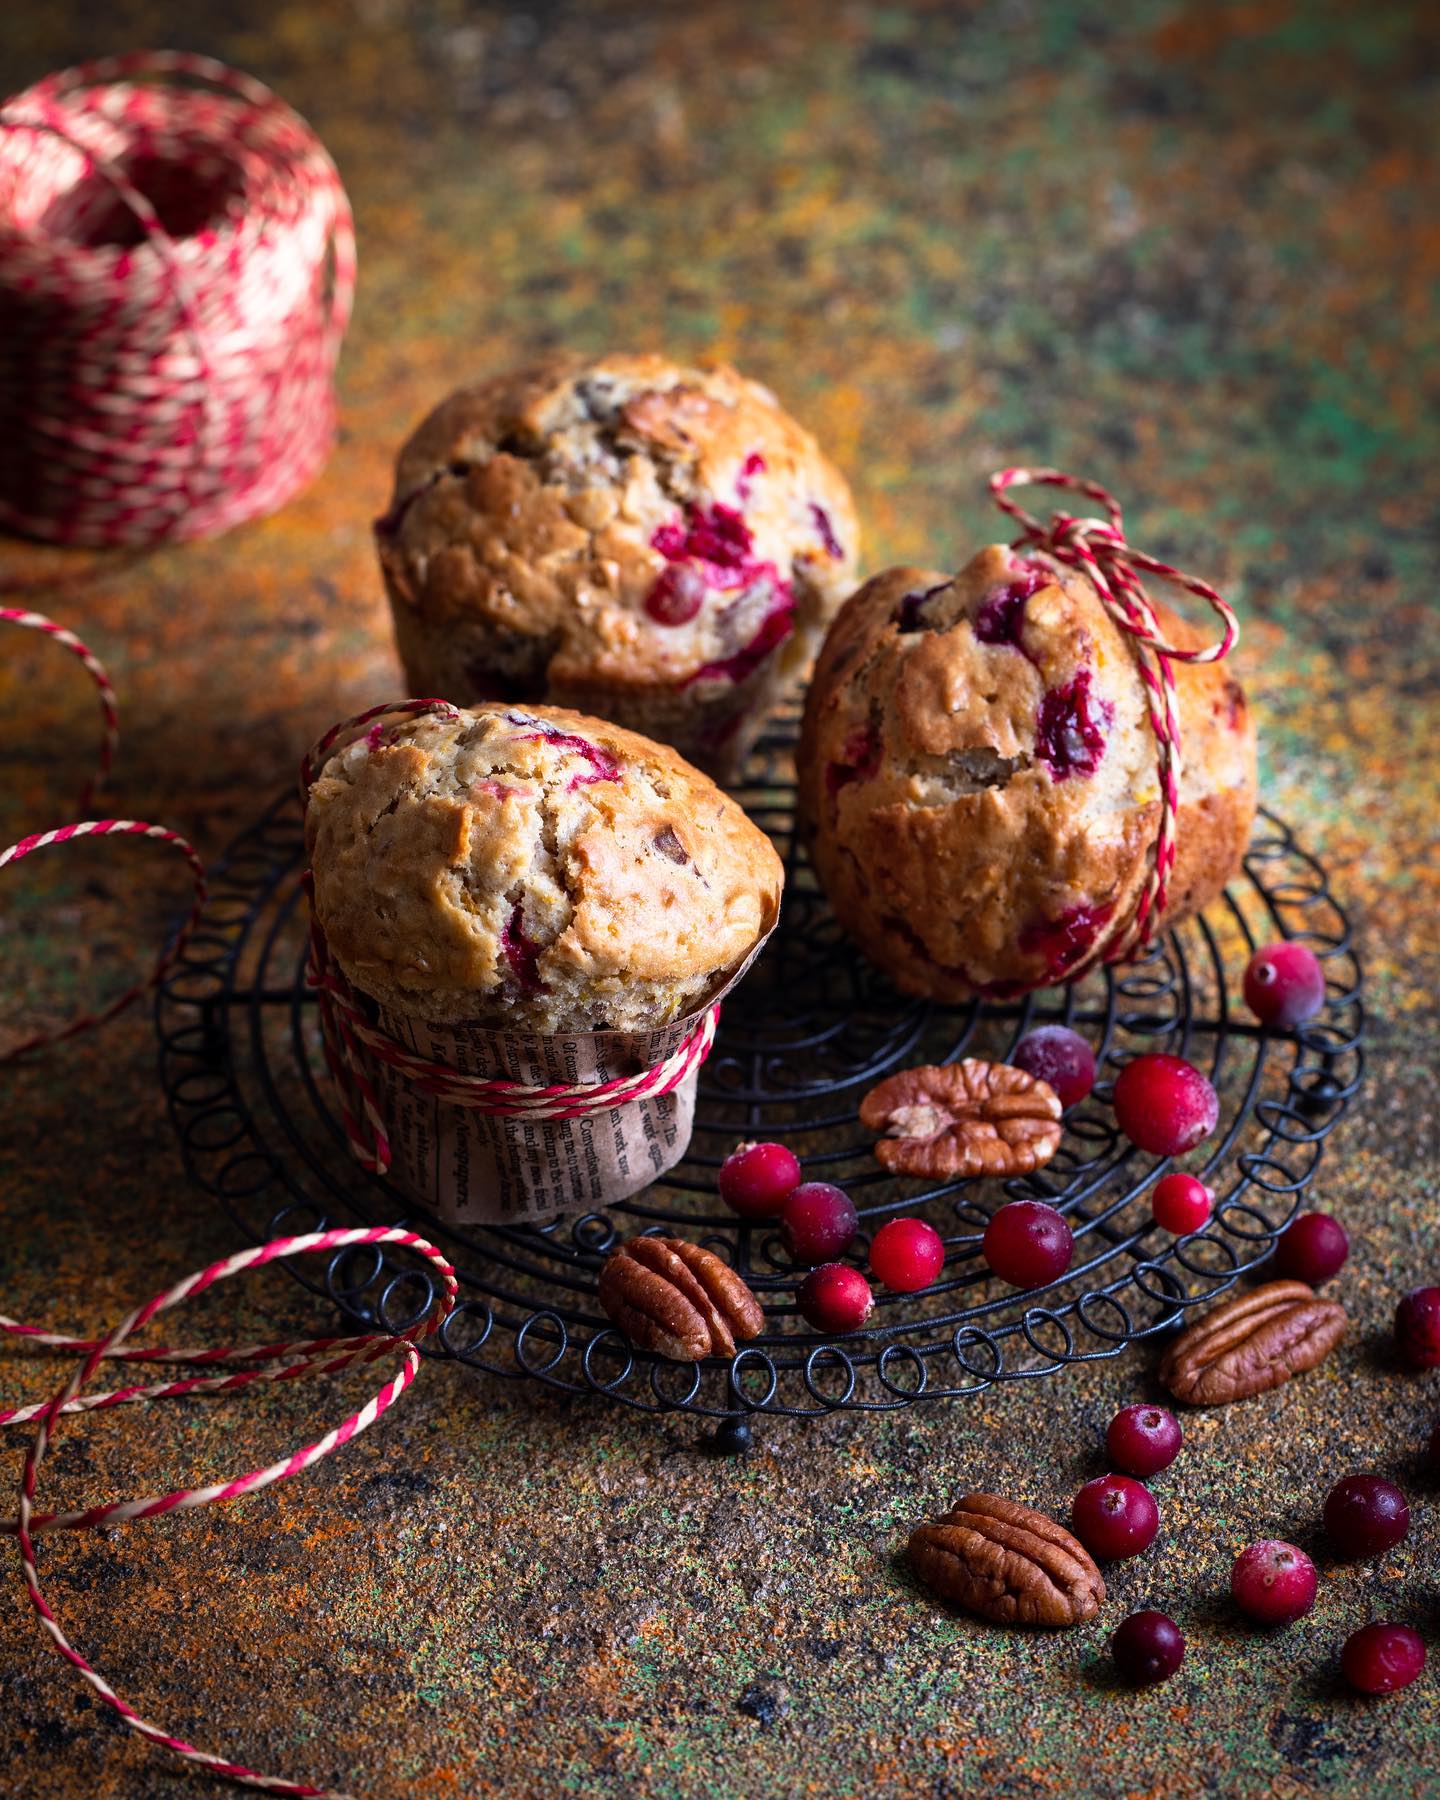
[988,467,1239,961]
[0,51,355,546]
[302,699,721,1177]
[3,1225,457,1800]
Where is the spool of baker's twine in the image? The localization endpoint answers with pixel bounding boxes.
[0,641,718,1793]
[0,51,355,546]
[988,468,1239,972]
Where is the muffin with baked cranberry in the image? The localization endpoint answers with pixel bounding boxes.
[796,547,1257,1000]
[375,354,859,783]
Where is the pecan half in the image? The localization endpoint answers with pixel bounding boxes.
[598,1236,765,1362]
[909,1492,1104,1627]
[860,1060,1063,1179]
[1160,1280,1347,1406]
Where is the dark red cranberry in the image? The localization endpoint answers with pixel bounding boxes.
[645,564,706,625]
[1151,1172,1213,1235]
[1112,1054,1219,1157]
[1016,903,1115,982]
[780,1182,858,1266]
[1231,1540,1318,1625]
[974,565,1048,652]
[810,502,843,559]
[1324,1476,1410,1560]
[1395,1286,1440,1370]
[718,1142,801,1220]
[982,1201,1074,1289]
[513,719,620,788]
[1035,670,1113,781]
[824,724,881,798]
[500,904,545,993]
[735,451,766,501]
[1243,941,1327,1029]
[1071,1473,1160,1560]
[685,591,795,687]
[1110,1610,1185,1686]
[1341,1622,1426,1695]
[1273,1212,1349,1285]
[797,1263,874,1334]
[869,1218,945,1294]
[895,581,947,632]
[1011,1025,1096,1109]
[1106,1404,1183,1478]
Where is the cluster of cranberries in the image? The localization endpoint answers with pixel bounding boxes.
[1091,1398,1427,1695]
[717,1141,946,1334]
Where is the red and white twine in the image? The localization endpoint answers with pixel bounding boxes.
[988,467,1239,960]
[0,52,354,546]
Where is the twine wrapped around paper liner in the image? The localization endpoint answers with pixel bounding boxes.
[0,607,207,1060]
[301,700,724,1196]
[0,51,355,546]
[988,468,1240,969]
[1,1226,456,1799]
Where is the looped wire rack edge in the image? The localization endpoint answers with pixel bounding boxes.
[156,720,1365,1423]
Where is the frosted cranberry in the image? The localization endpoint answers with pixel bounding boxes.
[1324,1476,1410,1560]
[1231,1540,1318,1625]
[1273,1212,1349,1286]
[1151,1172,1213,1235]
[1112,1054,1219,1157]
[1111,1610,1185,1686]
[798,1263,874,1334]
[1035,670,1113,781]
[780,1182,858,1266]
[1106,1404,1183,1478]
[1395,1286,1440,1370]
[718,1142,801,1220]
[1341,1623,1426,1695]
[1071,1473,1160,1560]
[982,1201,1074,1289]
[869,1217,945,1293]
[1244,941,1326,1029]
[1012,1025,1096,1109]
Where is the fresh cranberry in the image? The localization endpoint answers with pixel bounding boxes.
[1230,1540,1318,1625]
[1341,1623,1426,1695]
[1035,671,1113,781]
[1071,1473,1160,1560]
[797,1263,874,1334]
[869,1218,945,1293]
[1106,1403,1183,1478]
[717,1142,802,1220]
[1151,1172,1213,1235]
[1273,1212,1349,1285]
[982,1201,1074,1289]
[1243,941,1327,1029]
[1011,1025,1096,1109]
[780,1182,858,1265]
[1395,1286,1440,1370]
[1112,1054,1219,1157]
[1324,1476,1410,1560]
[1110,1610,1185,1686]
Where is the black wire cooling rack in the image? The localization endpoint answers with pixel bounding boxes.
[155,720,1364,1432]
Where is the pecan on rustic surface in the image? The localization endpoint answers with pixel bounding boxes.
[597,1235,765,1362]
[1160,1279,1347,1406]
[908,1492,1105,1627]
[859,1059,1063,1179]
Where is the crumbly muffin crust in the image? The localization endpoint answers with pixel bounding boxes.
[375,353,859,778]
[797,546,1257,1000]
[307,703,783,1031]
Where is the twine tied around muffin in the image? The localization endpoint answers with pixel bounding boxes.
[301,701,723,1180]
[0,51,354,546]
[989,467,1240,962]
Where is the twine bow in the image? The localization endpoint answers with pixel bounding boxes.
[989,468,1239,960]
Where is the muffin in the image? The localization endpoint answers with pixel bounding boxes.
[306,702,783,1032]
[797,546,1257,1000]
[374,353,859,783]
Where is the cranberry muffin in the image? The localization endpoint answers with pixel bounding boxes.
[375,353,859,783]
[797,548,1257,1000]
[306,702,783,1032]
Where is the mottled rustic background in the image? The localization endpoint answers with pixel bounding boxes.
[1,2,1438,1795]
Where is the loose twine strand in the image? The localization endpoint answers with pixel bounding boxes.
[988,467,1239,966]
[0,51,355,546]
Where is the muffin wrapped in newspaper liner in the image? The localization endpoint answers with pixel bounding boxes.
[304,702,783,1223]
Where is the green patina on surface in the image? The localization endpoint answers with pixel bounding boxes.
[1,1,1438,1794]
